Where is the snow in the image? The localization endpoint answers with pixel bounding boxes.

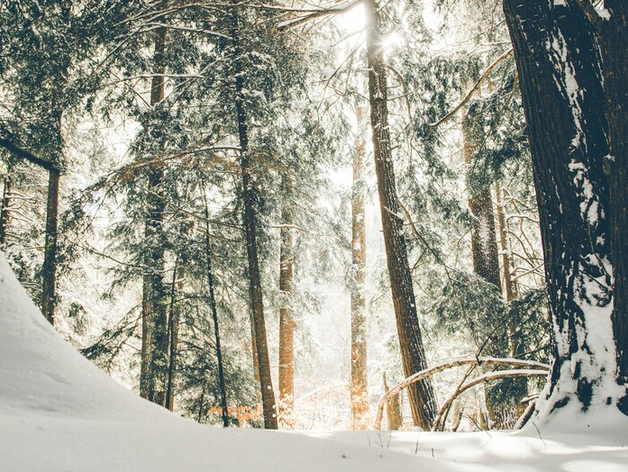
[1,252,628,472]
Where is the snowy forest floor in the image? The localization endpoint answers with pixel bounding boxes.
[1,253,627,472]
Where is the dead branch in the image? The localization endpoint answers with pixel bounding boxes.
[373,356,549,430]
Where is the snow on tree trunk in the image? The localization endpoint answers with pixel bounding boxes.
[503,0,623,414]
[350,106,368,430]
[365,0,437,429]
[591,0,628,413]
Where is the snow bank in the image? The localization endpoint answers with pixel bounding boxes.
[0,254,433,472]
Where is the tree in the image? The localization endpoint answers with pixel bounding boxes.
[227,4,278,430]
[350,105,368,429]
[503,0,627,415]
[463,100,501,290]
[365,0,438,429]
[278,176,295,426]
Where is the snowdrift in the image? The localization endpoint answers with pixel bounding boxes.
[1,253,627,472]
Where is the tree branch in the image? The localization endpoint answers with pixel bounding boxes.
[0,138,60,174]
[429,48,513,133]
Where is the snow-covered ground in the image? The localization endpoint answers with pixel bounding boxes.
[1,253,627,472]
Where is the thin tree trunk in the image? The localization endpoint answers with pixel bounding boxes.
[365,0,437,429]
[0,175,12,246]
[229,6,278,430]
[350,106,368,430]
[278,177,295,427]
[204,201,229,427]
[165,256,180,412]
[504,0,615,412]
[383,373,402,430]
[495,183,517,303]
[140,19,168,406]
[41,169,59,325]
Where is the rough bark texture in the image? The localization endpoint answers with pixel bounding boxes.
[365,0,437,429]
[0,176,12,246]
[592,0,628,413]
[41,169,59,325]
[350,106,368,430]
[230,7,278,430]
[504,0,616,412]
[140,21,168,406]
[278,185,295,427]
[463,102,501,290]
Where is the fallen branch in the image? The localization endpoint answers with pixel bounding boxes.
[373,356,549,430]
[433,369,548,431]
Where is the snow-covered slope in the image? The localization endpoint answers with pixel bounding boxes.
[0,254,430,472]
[1,252,627,472]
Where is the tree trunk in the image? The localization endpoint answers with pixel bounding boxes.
[278,178,295,427]
[383,373,402,430]
[591,1,628,413]
[350,106,368,430]
[463,102,501,290]
[503,0,616,413]
[230,6,278,430]
[495,183,518,304]
[204,202,229,427]
[365,0,438,429]
[0,175,12,246]
[140,20,168,406]
[41,169,59,325]
[165,257,180,412]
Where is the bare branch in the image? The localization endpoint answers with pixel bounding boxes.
[373,356,549,430]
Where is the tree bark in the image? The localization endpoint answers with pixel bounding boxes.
[140,20,168,406]
[165,256,180,412]
[503,0,616,412]
[588,0,628,413]
[495,183,518,304]
[0,176,12,246]
[350,105,368,430]
[463,102,501,290]
[365,0,437,429]
[278,178,295,427]
[41,169,59,325]
[230,6,278,430]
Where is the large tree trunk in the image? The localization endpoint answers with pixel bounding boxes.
[590,1,628,413]
[365,0,438,429]
[140,21,168,406]
[278,178,295,427]
[41,169,59,325]
[463,102,501,290]
[0,175,12,246]
[350,106,368,430]
[230,7,278,430]
[503,0,617,413]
